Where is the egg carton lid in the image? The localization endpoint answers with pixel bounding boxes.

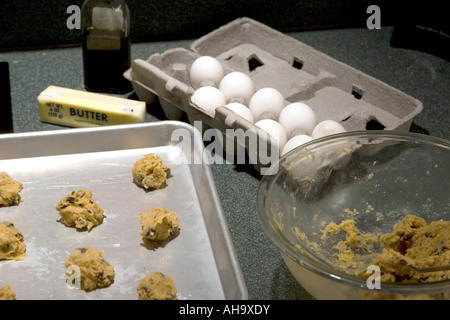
[124,17,423,172]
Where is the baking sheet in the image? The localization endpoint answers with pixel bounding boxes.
[0,121,247,300]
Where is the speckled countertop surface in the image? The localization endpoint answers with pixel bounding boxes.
[1,26,449,300]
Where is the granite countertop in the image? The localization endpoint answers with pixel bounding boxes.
[1,26,449,300]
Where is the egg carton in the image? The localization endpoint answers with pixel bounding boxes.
[124,17,422,173]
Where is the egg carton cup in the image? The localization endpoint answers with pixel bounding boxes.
[124,17,422,173]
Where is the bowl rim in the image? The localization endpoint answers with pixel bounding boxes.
[257,130,450,295]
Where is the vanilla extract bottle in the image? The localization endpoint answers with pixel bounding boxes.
[81,0,132,94]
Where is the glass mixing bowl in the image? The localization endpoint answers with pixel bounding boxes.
[257,131,450,299]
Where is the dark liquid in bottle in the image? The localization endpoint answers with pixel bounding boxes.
[82,28,132,94]
[0,61,13,133]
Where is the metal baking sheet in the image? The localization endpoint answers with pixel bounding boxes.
[0,121,247,300]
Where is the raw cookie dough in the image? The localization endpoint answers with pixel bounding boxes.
[65,246,115,292]
[0,285,16,300]
[0,172,23,207]
[137,272,177,300]
[321,215,450,283]
[321,219,378,270]
[0,221,27,261]
[139,206,179,241]
[132,153,171,190]
[55,189,105,231]
[370,214,450,283]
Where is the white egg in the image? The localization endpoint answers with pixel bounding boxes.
[189,56,225,89]
[219,71,255,105]
[311,120,346,139]
[190,86,226,117]
[278,102,317,137]
[281,134,314,156]
[225,102,255,123]
[249,87,285,122]
[255,119,287,152]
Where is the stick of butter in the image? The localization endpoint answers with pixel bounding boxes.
[38,85,146,128]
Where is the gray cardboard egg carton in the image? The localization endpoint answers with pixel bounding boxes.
[124,17,422,173]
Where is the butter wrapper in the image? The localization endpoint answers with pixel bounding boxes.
[38,86,146,128]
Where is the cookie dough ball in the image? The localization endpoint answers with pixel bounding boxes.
[137,272,177,300]
[0,285,16,300]
[132,154,171,190]
[139,206,179,241]
[55,189,105,232]
[0,221,27,261]
[0,172,23,207]
[65,246,115,292]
